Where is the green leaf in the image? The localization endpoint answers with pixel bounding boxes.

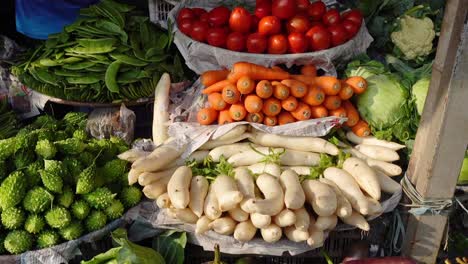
[80,247,121,264]
[111,228,166,264]
[152,231,187,264]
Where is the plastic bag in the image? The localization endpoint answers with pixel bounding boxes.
[86,104,136,144]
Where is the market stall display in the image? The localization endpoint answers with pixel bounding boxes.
[0,97,20,139]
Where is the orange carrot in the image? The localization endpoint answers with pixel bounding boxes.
[329,107,347,118]
[352,120,371,137]
[202,80,233,94]
[201,69,230,87]
[272,81,290,100]
[290,75,316,85]
[262,98,281,116]
[256,80,273,99]
[263,115,278,126]
[323,95,342,110]
[227,62,290,82]
[281,96,298,111]
[310,105,328,118]
[346,76,367,94]
[222,84,241,104]
[281,79,307,98]
[271,66,286,73]
[301,65,317,77]
[342,100,360,127]
[197,108,218,125]
[303,86,325,106]
[237,76,255,94]
[278,111,296,125]
[338,82,354,100]
[246,112,264,123]
[218,109,233,124]
[229,103,247,121]
[208,92,227,110]
[316,76,341,95]
[290,102,312,121]
[244,94,263,113]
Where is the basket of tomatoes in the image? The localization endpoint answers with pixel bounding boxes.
[160,0,373,74]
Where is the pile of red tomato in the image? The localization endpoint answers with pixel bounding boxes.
[176,0,363,54]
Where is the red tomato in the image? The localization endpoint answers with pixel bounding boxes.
[208,6,231,27]
[296,0,310,12]
[305,25,331,51]
[342,9,363,27]
[310,21,324,27]
[207,28,228,47]
[328,24,348,46]
[246,33,267,53]
[178,18,194,36]
[258,16,282,35]
[255,1,272,19]
[190,21,209,42]
[286,15,310,33]
[192,8,207,17]
[307,1,326,21]
[229,7,252,33]
[322,9,341,26]
[227,32,247,51]
[178,8,195,22]
[288,32,307,53]
[272,0,296,20]
[268,34,288,54]
[250,15,260,32]
[200,12,210,23]
[342,20,360,38]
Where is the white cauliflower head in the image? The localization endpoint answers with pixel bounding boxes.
[391,15,435,60]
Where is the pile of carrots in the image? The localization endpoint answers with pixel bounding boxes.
[197,61,371,137]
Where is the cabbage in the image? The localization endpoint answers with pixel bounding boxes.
[411,76,430,115]
[458,152,468,185]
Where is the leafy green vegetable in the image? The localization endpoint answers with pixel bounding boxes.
[112,228,166,264]
[152,230,187,264]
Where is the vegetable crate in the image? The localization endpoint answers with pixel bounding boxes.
[148,0,175,26]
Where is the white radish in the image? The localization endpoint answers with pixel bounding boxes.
[118,149,151,162]
[243,174,284,216]
[167,166,192,209]
[128,168,142,185]
[152,73,171,145]
[169,208,198,224]
[319,178,352,218]
[234,168,256,213]
[189,176,209,217]
[204,186,222,220]
[293,207,310,231]
[260,224,282,243]
[346,131,405,150]
[210,144,260,163]
[234,220,257,242]
[199,133,251,150]
[302,180,337,216]
[209,217,237,235]
[195,216,213,234]
[248,130,339,155]
[228,206,249,222]
[156,193,171,208]
[375,170,402,194]
[339,211,370,231]
[132,144,184,172]
[284,226,309,242]
[228,148,320,167]
[355,145,399,162]
[142,174,171,199]
[247,163,281,178]
[279,170,305,209]
[344,148,402,176]
[273,208,296,227]
[307,225,324,248]
[138,167,178,186]
[343,157,381,201]
[281,166,310,176]
[250,213,271,228]
[323,167,369,215]
[175,150,210,166]
[212,175,243,211]
[213,125,247,141]
[314,215,338,231]
[366,196,383,216]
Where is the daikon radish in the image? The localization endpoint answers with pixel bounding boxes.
[355,145,399,162]
[284,226,309,242]
[169,208,198,224]
[138,167,178,186]
[243,174,284,216]
[261,223,282,243]
[248,130,339,155]
[199,133,251,150]
[307,225,324,248]
[346,131,405,150]
[281,166,311,175]
[247,163,281,178]
[344,148,402,176]
[319,178,352,218]
[209,143,259,162]
[366,196,383,216]
[128,168,142,185]
[213,125,247,141]
[234,220,257,242]
[343,157,381,200]
[209,216,237,235]
[293,207,310,231]
[189,176,209,217]
[142,174,172,199]
[195,216,212,234]
[228,148,320,167]
[273,208,296,227]
[314,215,338,231]
[175,150,210,166]
[302,180,337,216]
[339,211,370,231]
[250,213,271,228]
[279,170,305,209]
[228,206,249,222]
[212,175,243,211]
[156,193,171,208]
[132,143,185,172]
[323,167,369,215]
[234,168,256,213]
[167,166,192,209]
[375,170,402,194]
[118,149,151,162]
[152,73,171,145]
[204,185,222,220]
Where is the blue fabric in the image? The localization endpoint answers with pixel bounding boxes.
[15,0,100,39]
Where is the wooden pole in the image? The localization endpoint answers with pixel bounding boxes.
[402,0,468,263]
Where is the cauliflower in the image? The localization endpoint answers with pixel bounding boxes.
[391,15,435,61]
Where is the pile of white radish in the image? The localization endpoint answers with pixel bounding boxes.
[119,125,404,247]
